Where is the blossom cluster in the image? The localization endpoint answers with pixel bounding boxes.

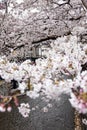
[18,103,30,117]
[69,71,87,114]
[0,35,86,116]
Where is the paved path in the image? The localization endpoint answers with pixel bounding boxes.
[0,94,74,130]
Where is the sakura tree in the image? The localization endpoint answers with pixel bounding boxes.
[0,0,87,121]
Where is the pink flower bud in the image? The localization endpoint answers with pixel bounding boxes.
[0,103,5,107]
[13,97,19,106]
[7,106,12,112]
[0,105,6,112]
[85,102,87,106]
